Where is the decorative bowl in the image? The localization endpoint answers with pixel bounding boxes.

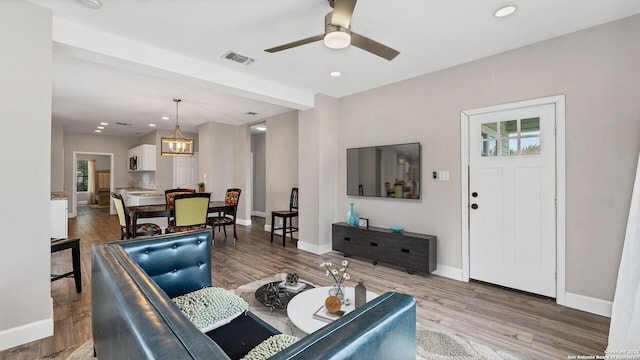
[389,226,404,233]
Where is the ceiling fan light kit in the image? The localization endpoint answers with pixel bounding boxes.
[324,30,351,49]
[161,99,194,157]
[265,0,399,61]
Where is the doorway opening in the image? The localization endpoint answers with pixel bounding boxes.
[71,151,115,218]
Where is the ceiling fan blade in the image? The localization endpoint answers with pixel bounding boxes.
[350,32,400,61]
[331,0,357,29]
[264,34,325,53]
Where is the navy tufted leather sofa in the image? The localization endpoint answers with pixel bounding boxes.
[91,230,417,359]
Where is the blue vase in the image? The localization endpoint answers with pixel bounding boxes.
[348,203,356,226]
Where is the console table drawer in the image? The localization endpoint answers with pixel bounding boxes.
[332,222,436,274]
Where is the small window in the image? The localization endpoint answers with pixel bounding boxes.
[481,117,541,156]
[77,160,88,191]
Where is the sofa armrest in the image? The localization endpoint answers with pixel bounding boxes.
[118,230,212,298]
[271,292,416,360]
[91,241,228,359]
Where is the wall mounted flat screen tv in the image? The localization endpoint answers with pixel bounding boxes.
[346,142,421,199]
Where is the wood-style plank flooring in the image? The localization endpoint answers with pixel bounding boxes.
[1,206,610,359]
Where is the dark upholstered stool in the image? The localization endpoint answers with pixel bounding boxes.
[51,238,82,293]
[270,187,298,247]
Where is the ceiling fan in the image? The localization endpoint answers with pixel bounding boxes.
[264,0,400,61]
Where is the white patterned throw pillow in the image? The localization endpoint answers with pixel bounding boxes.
[241,334,300,360]
[172,287,249,332]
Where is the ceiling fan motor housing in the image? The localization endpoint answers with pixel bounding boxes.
[324,12,351,49]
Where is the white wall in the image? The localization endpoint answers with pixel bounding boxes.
[0,1,53,350]
[332,15,640,303]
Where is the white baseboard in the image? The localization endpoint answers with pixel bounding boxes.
[565,292,612,318]
[0,299,53,351]
[252,211,265,217]
[431,264,464,281]
[297,241,333,255]
[236,218,251,226]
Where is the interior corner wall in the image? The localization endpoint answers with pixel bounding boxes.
[232,125,252,223]
[198,122,239,202]
[252,133,267,214]
[265,111,299,229]
[51,125,64,192]
[336,14,640,303]
[298,95,338,253]
[0,1,53,350]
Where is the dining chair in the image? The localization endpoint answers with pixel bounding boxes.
[111,192,162,239]
[270,187,298,247]
[207,188,241,240]
[164,188,196,224]
[165,192,211,234]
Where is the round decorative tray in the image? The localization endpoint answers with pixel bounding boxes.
[389,226,404,233]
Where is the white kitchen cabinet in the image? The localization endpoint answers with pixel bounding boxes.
[128,144,156,171]
[51,198,68,239]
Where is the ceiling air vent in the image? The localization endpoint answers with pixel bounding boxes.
[222,51,255,65]
[116,122,132,126]
[245,111,258,115]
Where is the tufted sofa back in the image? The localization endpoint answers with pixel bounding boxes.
[119,230,212,298]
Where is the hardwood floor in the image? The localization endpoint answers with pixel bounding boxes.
[1,206,609,359]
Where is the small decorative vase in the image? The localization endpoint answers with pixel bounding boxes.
[348,203,356,227]
[328,284,345,304]
[355,280,366,309]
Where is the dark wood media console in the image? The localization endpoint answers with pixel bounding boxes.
[332,222,437,274]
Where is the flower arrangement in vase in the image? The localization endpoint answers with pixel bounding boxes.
[321,260,350,303]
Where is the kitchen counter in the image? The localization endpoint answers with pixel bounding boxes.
[51,192,68,200]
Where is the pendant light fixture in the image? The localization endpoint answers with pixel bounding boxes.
[161,99,194,156]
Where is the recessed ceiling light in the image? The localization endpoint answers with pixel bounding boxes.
[256,125,267,131]
[100,122,108,126]
[149,124,156,127]
[97,126,104,129]
[94,129,102,133]
[494,5,517,18]
[330,71,341,77]
[162,116,170,120]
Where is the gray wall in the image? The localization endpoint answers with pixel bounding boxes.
[0,1,53,349]
[51,124,64,191]
[332,15,640,303]
[266,111,299,227]
[252,133,266,213]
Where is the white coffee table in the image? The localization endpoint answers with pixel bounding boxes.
[286,286,379,334]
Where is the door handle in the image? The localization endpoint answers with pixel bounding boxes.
[471,204,478,209]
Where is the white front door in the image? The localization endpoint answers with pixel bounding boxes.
[468,103,556,298]
[173,152,199,189]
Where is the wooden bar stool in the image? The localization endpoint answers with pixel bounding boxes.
[270,187,298,247]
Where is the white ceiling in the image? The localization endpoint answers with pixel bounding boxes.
[27,0,640,137]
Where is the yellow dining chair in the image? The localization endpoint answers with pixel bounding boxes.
[165,192,211,234]
[111,192,162,239]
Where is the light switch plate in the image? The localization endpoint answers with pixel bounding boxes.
[438,171,450,181]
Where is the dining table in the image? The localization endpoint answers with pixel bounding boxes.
[127,200,232,238]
